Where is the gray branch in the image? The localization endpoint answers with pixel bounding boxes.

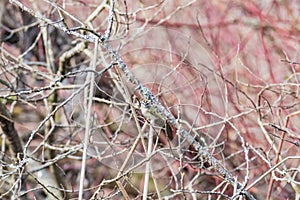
[8,1,256,199]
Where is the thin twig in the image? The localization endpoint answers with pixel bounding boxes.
[78,33,99,200]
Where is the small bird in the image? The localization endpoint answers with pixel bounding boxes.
[140,98,174,139]
[140,99,155,120]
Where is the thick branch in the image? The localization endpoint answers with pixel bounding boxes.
[8,1,256,199]
[0,101,23,160]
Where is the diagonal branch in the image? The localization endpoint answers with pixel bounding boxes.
[8,1,256,199]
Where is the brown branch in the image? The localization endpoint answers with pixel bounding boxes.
[0,101,23,160]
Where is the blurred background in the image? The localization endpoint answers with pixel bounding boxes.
[0,0,300,199]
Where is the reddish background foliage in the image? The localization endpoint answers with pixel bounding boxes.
[1,0,300,199]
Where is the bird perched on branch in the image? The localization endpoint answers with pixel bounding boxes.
[139,98,174,140]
